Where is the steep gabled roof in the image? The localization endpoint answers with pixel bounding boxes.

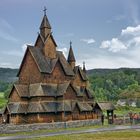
[85,88,94,99]
[27,102,44,113]
[29,82,70,97]
[74,66,88,81]
[11,82,94,100]
[10,82,70,98]
[40,15,51,30]
[77,102,93,112]
[57,51,74,76]
[29,46,52,73]
[44,33,57,47]
[67,46,75,62]
[34,33,44,47]
[95,102,115,111]
[17,46,75,77]
[7,102,28,114]
[35,33,57,48]
[14,84,29,98]
[72,86,84,97]
[7,101,93,114]
[57,101,72,112]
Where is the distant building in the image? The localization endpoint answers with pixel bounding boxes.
[117,99,127,106]
[2,9,96,124]
[117,99,137,107]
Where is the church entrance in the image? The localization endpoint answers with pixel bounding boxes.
[6,114,10,123]
[72,104,80,120]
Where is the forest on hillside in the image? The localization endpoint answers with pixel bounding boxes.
[88,68,140,103]
[0,68,140,104]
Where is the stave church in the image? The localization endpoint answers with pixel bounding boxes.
[2,8,96,124]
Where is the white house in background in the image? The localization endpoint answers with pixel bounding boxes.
[128,100,137,107]
[117,99,137,107]
[117,99,127,106]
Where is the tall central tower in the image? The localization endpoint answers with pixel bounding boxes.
[3,8,95,124]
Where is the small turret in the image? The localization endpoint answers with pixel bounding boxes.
[83,61,86,73]
[40,7,51,40]
[67,41,76,69]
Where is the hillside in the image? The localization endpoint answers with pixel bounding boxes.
[88,68,140,102]
[87,68,140,77]
[0,67,140,103]
[0,68,18,83]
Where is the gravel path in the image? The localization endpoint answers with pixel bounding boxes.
[0,125,140,140]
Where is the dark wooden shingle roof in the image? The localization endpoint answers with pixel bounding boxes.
[13,82,93,99]
[95,102,115,111]
[67,46,75,62]
[17,46,75,77]
[8,103,28,114]
[7,101,93,114]
[74,66,87,81]
[40,15,51,29]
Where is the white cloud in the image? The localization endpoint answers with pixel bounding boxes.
[77,24,140,69]
[21,43,33,52]
[0,62,15,68]
[100,38,127,53]
[81,38,95,44]
[58,47,68,57]
[121,25,140,36]
[22,44,27,52]
[100,24,140,53]
[77,50,140,69]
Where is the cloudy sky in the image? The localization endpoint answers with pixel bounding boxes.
[0,0,140,69]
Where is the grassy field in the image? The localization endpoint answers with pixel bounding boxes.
[0,92,7,109]
[29,131,140,140]
[114,106,140,116]
[0,92,4,98]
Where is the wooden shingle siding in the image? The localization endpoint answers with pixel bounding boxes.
[3,10,95,124]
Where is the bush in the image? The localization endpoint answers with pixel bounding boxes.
[136,100,140,108]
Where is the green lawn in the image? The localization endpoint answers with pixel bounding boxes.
[29,131,140,140]
[114,106,140,116]
[0,92,7,109]
[0,92,4,98]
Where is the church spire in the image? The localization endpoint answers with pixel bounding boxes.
[67,41,76,69]
[40,7,51,39]
[83,61,86,73]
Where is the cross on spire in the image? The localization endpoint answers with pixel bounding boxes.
[83,61,86,73]
[83,61,85,66]
[43,6,47,15]
[70,41,72,47]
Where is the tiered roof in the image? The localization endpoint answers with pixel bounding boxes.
[18,46,75,76]
[11,83,93,98]
[7,101,93,114]
[6,9,95,117]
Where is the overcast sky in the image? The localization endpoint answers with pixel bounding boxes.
[0,0,140,69]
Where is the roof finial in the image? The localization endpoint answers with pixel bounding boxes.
[70,41,72,47]
[83,61,85,66]
[83,61,86,73]
[67,41,76,63]
[43,6,47,16]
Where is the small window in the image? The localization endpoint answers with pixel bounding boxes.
[80,87,85,93]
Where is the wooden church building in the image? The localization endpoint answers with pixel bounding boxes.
[2,9,96,124]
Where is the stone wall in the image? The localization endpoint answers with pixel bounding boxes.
[0,119,101,134]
